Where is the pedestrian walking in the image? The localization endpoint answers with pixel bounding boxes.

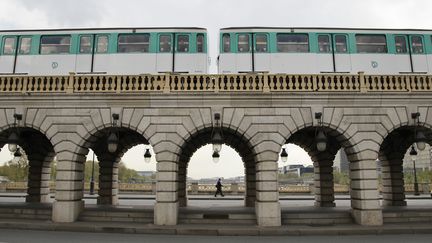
[214,178,224,197]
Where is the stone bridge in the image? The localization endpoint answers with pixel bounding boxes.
[0,73,431,227]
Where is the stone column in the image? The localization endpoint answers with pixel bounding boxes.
[245,163,256,207]
[255,149,281,227]
[348,150,383,226]
[97,157,119,206]
[154,151,179,226]
[52,147,85,223]
[381,158,406,206]
[313,159,335,207]
[178,164,187,207]
[26,152,54,203]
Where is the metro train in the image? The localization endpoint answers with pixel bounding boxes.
[218,27,432,74]
[0,27,208,75]
[1,27,432,75]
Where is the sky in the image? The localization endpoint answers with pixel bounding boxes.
[0,0,431,179]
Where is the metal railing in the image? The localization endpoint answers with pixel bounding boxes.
[0,72,431,94]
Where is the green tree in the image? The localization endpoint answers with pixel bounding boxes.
[84,160,99,183]
[333,171,350,185]
[118,161,141,183]
[0,148,29,181]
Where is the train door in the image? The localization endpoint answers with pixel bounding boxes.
[173,33,191,73]
[409,35,428,73]
[235,33,252,72]
[333,34,351,72]
[0,36,32,74]
[75,34,108,74]
[254,33,270,72]
[156,33,174,73]
[316,34,333,72]
[75,35,93,73]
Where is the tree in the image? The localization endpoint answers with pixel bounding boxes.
[0,147,29,182]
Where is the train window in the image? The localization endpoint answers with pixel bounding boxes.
[3,37,15,55]
[277,34,309,52]
[177,35,189,52]
[79,36,92,54]
[222,33,230,53]
[394,36,407,53]
[237,34,250,53]
[19,37,32,55]
[40,35,71,54]
[118,34,150,53]
[197,34,204,53]
[96,36,108,53]
[255,34,268,52]
[355,34,387,53]
[318,35,331,53]
[411,35,424,54]
[159,34,172,53]
[335,35,348,53]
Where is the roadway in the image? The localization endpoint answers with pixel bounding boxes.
[0,228,431,243]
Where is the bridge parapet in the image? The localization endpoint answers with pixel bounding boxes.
[0,72,431,94]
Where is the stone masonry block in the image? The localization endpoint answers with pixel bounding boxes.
[351,180,378,190]
[255,151,279,162]
[256,161,278,171]
[154,202,178,226]
[350,170,378,180]
[55,190,83,201]
[55,181,83,191]
[350,189,379,201]
[256,171,277,181]
[351,209,383,226]
[156,181,178,192]
[255,201,281,227]
[52,200,84,223]
[256,181,277,191]
[157,171,178,181]
[256,191,278,202]
[157,162,178,172]
[249,132,285,149]
[156,192,178,202]
[55,170,84,181]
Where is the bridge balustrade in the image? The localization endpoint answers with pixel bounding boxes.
[1,72,431,94]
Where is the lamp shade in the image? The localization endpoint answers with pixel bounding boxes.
[416,131,426,151]
[7,132,19,152]
[316,130,327,152]
[107,132,118,153]
[144,148,152,163]
[212,130,223,153]
[212,151,220,163]
[280,148,288,163]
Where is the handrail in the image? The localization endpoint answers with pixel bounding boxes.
[0,72,431,94]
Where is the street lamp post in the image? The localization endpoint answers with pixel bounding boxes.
[409,145,420,196]
[90,152,95,195]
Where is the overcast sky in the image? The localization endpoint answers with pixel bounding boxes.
[0,0,430,179]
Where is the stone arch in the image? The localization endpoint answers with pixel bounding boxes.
[177,126,257,207]
[284,125,347,207]
[87,126,150,205]
[0,126,55,203]
[378,124,432,206]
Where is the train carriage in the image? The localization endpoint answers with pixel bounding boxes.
[0,27,208,75]
[218,27,432,74]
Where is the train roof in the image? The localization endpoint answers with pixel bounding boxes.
[220,26,432,32]
[0,27,207,34]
